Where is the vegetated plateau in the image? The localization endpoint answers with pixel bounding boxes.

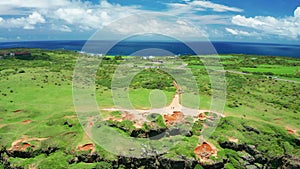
[0,48,299,169]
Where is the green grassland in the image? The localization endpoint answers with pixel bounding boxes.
[0,49,299,168]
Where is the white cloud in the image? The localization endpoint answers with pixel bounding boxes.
[0,37,7,41]
[225,28,252,36]
[0,0,238,36]
[0,0,298,42]
[190,1,243,12]
[167,0,243,14]
[0,12,45,29]
[231,7,300,39]
[294,7,300,17]
[165,0,241,27]
[41,1,142,31]
[52,24,72,32]
[0,0,141,31]
[97,14,208,41]
[28,12,45,25]
[0,0,72,10]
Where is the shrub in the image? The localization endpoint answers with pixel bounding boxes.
[95,161,112,169]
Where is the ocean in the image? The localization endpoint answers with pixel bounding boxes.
[0,40,299,58]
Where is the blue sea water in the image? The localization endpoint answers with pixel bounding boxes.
[0,40,299,58]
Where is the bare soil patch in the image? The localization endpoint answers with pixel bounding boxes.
[64,114,77,119]
[163,111,184,125]
[194,142,217,162]
[9,135,48,151]
[198,112,206,120]
[12,142,34,151]
[228,137,239,143]
[21,119,32,124]
[77,143,95,153]
[107,111,135,122]
[287,129,296,134]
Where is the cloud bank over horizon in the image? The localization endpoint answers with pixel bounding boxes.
[0,0,299,43]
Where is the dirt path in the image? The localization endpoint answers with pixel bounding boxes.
[164,93,182,114]
[99,81,224,160]
[101,81,224,127]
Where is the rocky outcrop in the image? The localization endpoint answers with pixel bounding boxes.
[0,146,59,169]
[2,140,299,169]
[281,154,300,169]
[69,153,101,164]
[219,140,300,168]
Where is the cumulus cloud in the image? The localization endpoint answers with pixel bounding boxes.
[0,0,238,34]
[0,0,298,42]
[0,0,141,31]
[42,0,141,31]
[294,7,300,17]
[231,7,300,39]
[0,12,45,29]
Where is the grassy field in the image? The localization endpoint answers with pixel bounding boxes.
[240,65,299,75]
[0,49,299,168]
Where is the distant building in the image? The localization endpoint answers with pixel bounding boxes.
[0,51,31,59]
[151,59,164,64]
[13,52,31,57]
[0,52,10,57]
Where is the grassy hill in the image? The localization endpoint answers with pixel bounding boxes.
[0,49,299,169]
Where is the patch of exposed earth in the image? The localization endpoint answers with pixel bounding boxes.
[9,135,49,151]
[98,81,224,162]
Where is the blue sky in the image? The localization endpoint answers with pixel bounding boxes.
[0,0,299,44]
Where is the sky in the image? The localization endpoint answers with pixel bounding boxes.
[0,0,299,44]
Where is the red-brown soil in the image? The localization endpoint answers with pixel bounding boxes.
[77,143,95,152]
[107,111,136,123]
[198,112,206,120]
[194,142,217,161]
[9,135,48,151]
[122,111,135,121]
[21,119,32,124]
[10,142,34,151]
[287,129,296,134]
[163,111,184,125]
